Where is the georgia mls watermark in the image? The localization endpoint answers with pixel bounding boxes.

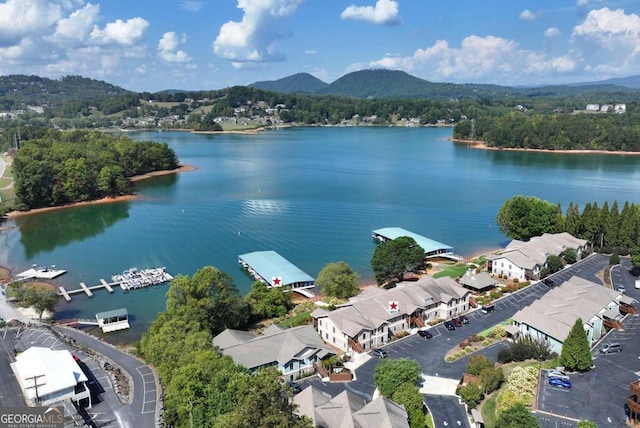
[0,407,63,428]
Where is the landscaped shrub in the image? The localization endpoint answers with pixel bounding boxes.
[490,325,506,339]
[497,336,555,363]
[457,382,483,408]
[499,366,538,409]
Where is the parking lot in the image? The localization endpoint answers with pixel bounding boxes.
[537,255,640,426]
[0,325,157,428]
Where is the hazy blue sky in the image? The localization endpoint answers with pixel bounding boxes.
[1,0,640,92]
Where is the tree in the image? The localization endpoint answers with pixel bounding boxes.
[559,318,593,372]
[392,383,426,428]
[374,358,422,398]
[466,354,494,376]
[496,195,563,240]
[495,402,541,428]
[457,382,483,408]
[541,255,564,277]
[371,236,425,285]
[245,281,292,320]
[213,367,312,428]
[632,253,640,276]
[562,248,578,264]
[166,266,249,335]
[316,261,360,299]
[576,421,598,428]
[23,286,60,320]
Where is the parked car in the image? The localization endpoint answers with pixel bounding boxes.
[600,342,622,353]
[546,369,570,381]
[457,315,469,324]
[444,320,456,331]
[618,284,626,294]
[481,304,495,314]
[452,317,462,327]
[287,381,302,394]
[542,278,555,287]
[372,348,389,358]
[549,377,572,388]
[418,329,433,339]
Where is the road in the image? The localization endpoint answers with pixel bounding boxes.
[54,326,159,428]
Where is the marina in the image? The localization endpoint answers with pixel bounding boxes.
[57,267,173,301]
[112,267,174,291]
[238,250,315,294]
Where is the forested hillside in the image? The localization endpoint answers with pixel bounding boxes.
[11,128,178,210]
[453,110,640,152]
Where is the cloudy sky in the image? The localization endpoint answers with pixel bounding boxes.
[1,0,640,92]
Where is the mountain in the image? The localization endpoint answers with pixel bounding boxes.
[249,69,640,100]
[570,75,640,89]
[250,72,329,93]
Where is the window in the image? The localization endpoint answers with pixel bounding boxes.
[332,337,335,344]
[318,320,322,327]
[332,327,335,333]
[362,333,367,340]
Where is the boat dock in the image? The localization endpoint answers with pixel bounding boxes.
[58,281,116,302]
[57,267,173,302]
[15,265,67,281]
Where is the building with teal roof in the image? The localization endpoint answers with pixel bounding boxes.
[372,227,461,260]
[238,250,315,290]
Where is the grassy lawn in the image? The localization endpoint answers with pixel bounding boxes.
[279,310,311,328]
[432,263,469,279]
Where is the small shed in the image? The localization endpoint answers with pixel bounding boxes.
[95,308,130,333]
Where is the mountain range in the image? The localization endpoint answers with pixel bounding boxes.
[250,69,640,100]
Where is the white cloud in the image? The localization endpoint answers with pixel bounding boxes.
[0,0,74,46]
[158,32,192,63]
[519,9,538,21]
[47,3,101,47]
[90,17,149,46]
[366,35,576,85]
[213,0,303,62]
[570,8,640,75]
[180,1,204,12]
[340,0,401,26]
[304,49,316,55]
[577,0,589,7]
[544,27,561,38]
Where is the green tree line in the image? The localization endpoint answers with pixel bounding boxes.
[11,128,178,210]
[454,111,640,152]
[498,195,640,254]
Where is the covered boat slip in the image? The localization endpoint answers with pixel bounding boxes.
[372,227,462,260]
[238,250,315,290]
[95,308,130,333]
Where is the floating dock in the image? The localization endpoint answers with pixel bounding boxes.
[372,227,463,261]
[16,265,67,280]
[57,267,173,302]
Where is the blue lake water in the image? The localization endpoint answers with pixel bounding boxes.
[2,126,640,343]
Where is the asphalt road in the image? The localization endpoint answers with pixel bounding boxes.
[54,326,158,428]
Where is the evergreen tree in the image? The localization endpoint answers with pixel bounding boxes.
[565,202,582,238]
[605,201,620,248]
[618,202,638,250]
[581,202,601,246]
[559,318,593,372]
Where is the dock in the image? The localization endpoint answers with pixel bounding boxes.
[15,265,67,281]
[57,266,173,301]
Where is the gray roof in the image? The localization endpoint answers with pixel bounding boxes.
[498,232,589,270]
[458,270,496,290]
[313,276,470,337]
[238,250,314,287]
[213,325,334,371]
[95,308,127,320]
[513,276,621,343]
[373,227,453,254]
[295,386,409,428]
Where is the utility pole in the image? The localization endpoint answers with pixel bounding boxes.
[25,374,46,404]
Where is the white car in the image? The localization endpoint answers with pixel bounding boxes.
[546,369,570,381]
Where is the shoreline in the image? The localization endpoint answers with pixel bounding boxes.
[451,138,640,156]
[4,164,196,219]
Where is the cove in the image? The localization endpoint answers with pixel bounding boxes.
[2,126,640,344]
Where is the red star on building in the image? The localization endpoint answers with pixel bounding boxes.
[273,277,281,286]
[389,301,398,311]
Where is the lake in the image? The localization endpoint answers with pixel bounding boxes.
[2,126,640,343]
